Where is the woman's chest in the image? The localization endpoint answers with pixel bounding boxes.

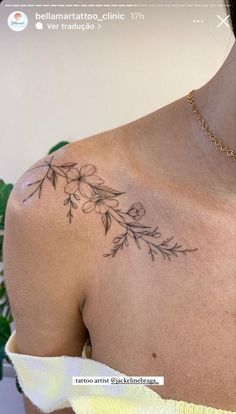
[86,258,235,410]
[82,187,236,410]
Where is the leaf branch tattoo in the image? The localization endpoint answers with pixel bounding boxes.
[22,155,198,261]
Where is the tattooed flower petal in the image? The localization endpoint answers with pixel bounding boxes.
[132,202,143,210]
[78,181,95,199]
[66,168,80,180]
[80,164,96,177]
[85,175,104,185]
[127,208,137,217]
[64,181,79,195]
[82,200,96,213]
[105,198,119,208]
[134,215,142,221]
[95,201,108,214]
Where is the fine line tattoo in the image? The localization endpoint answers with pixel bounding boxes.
[22,155,198,261]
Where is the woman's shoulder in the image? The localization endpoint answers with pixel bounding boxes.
[6,131,118,225]
[7,94,187,226]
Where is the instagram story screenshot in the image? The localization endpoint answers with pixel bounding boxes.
[0,1,235,414]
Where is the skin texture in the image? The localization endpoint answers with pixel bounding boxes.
[3,42,236,413]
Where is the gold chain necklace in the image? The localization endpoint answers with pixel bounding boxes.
[187,89,236,162]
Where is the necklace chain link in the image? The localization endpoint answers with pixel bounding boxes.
[187,89,236,162]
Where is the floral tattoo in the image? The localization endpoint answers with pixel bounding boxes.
[22,155,198,261]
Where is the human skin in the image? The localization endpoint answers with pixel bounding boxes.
[4,43,236,413]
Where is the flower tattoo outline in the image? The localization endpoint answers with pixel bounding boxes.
[22,155,198,261]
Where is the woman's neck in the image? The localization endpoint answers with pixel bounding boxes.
[194,41,236,152]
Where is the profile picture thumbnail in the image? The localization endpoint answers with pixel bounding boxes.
[8,11,28,32]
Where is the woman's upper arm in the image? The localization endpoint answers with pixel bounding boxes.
[3,167,90,412]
